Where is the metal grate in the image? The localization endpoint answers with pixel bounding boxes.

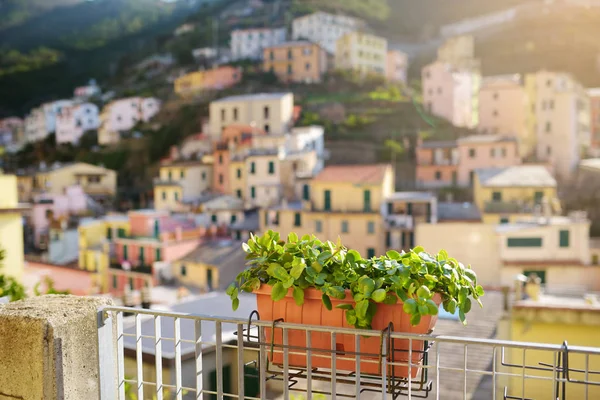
[97,306,600,399]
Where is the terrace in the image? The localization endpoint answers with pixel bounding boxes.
[1,293,599,399]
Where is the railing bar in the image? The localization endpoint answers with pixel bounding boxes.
[408,338,412,399]
[522,348,526,399]
[237,324,245,400]
[381,333,387,400]
[117,311,125,400]
[331,332,337,400]
[283,327,289,400]
[552,351,557,400]
[307,330,312,400]
[135,314,144,399]
[492,346,497,400]
[585,353,590,400]
[258,326,267,399]
[174,317,182,400]
[436,341,440,400]
[463,344,468,400]
[155,316,163,400]
[195,319,203,400]
[216,321,223,400]
[355,334,361,399]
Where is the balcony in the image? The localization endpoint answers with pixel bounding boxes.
[385,214,414,229]
[2,296,600,399]
[484,201,536,214]
[110,262,153,275]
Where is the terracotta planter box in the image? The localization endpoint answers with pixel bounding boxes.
[255,285,440,378]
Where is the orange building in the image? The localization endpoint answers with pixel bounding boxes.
[415,140,459,188]
[263,41,328,83]
[174,66,242,96]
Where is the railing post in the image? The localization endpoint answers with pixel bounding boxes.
[98,307,117,400]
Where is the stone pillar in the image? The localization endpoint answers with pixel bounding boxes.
[0,295,113,400]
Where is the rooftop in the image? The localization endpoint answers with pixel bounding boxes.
[457,134,517,144]
[495,215,587,233]
[312,164,390,185]
[231,210,259,232]
[514,294,600,312]
[387,191,436,202]
[212,92,291,103]
[160,159,210,168]
[177,239,246,279]
[418,140,457,149]
[438,202,482,222]
[476,165,556,187]
[264,40,320,49]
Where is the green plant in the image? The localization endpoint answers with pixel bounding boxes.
[228,231,484,329]
[0,247,26,301]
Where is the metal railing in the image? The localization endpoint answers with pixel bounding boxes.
[98,306,600,400]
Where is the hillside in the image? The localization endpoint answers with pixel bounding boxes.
[0,0,84,30]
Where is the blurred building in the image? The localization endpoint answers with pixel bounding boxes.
[263,41,328,83]
[335,32,388,77]
[98,97,161,145]
[292,12,366,54]
[230,27,286,61]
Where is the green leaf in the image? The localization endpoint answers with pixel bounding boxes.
[475,285,485,297]
[315,273,327,285]
[396,289,409,302]
[327,286,346,299]
[459,288,468,304]
[383,293,398,305]
[273,266,291,282]
[311,261,323,273]
[413,246,424,254]
[336,304,354,310]
[271,282,287,301]
[418,304,429,315]
[306,266,316,277]
[355,299,369,318]
[242,242,251,253]
[288,232,298,243]
[437,249,448,262]
[232,298,240,311]
[293,287,305,306]
[317,251,332,264]
[462,298,472,314]
[371,289,387,303]
[416,285,431,299]
[322,293,332,310]
[444,299,457,314]
[290,260,306,279]
[410,313,422,326]
[226,283,236,297]
[386,250,401,259]
[283,277,295,289]
[403,298,418,315]
[426,299,438,315]
[357,276,375,296]
[347,249,361,263]
[345,310,357,326]
[459,310,467,325]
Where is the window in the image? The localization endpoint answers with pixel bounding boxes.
[559,230,570,247]
[367,248,375,258]
[315,220,322,233]
[294,212,302,227]
[236,189,242,199]
[493,110,498,117]
[507,237,543,247]
[287,65,293,75]
[501,148,507,157]
[303,47,312,55]
[181,265,187,276]
[534,191,544,204]
[268,161,275,174]
[168,171,172,180]
[547,146,552,156]
[218,154,223,164]
[202,171,206,180]
[155,248,161,261]
[219,174,223,184]
[500,217,509,224]
[305,62,311,71]
[437,87,442,94]
[250,162,256,174]
[174,191,179,201]
[363,190,371,212]
[162,191,166,200]
[469,148,476,158]
[211,214,217,223]
[546,79,552,87]
[112,275,118,289]
[367,221,375,234]
[221,109,226,122]
[493,92,499,100]
[180,170,185,179]
[264,124,270,133]
[107,227,113,239]
[341,220,349,233]
[548,100,554,110]
[490,148,496,158]
[263,106,269,119]
[123,245,128,260]
[492,191,502,201]
[288,49,293,60]
[237,168,242,179]
[545,122,551,133]
[233,108,238,121]
[302,184,310,201]
[251,186,256,198]
[270,51,274,60]
[435,171,442,180]
[324,190,331,211]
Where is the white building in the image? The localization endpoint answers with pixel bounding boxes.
[98,97,161,145]
[55,103,100,145]
[526,71,590,179]
[24,100,75,143]
[422,61,481,128]
[74,80,101,100]
[230,27,286,61]
[292,11,366,54]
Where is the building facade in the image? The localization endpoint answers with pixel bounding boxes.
[230,27,286,61]
[335,32,388,76]
[55,103,100,145]
[415,140,459,188]
[98,97,161,145]
[586,88,600,153]
[0,175,29,280]
[292,12,366,54]
[153,160,213,211]
[386,50,408,84]
[263,41,328,83]
[174,66,242,97]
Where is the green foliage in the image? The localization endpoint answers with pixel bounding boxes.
[291,0,390,21]
[368,85,407,102]
[0,47,62,77]
[229,231,484,329]
[384,139,405,156]
[344,113,375,129]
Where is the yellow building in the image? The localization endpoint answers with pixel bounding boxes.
[263,41,328,83]
[262,164,394,258]
[174,66,241,97]
[499,291,600,399]
[474,165,558,224]
[335,32,388,76]
[0,175,29,280]
[153,160,213,211]
[16,173,34,203]
[229,158,246,200]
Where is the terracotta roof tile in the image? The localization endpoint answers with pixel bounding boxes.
[313,164,391,185]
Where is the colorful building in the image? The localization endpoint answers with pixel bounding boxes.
[24,99,75,143]
[526,70,590,179]
[335,32,388,76]
[174,66,242,97]
[386,50,408,83]
[261,164,394,258]
[478,74,535,157]
[263,41,328,83]
[98,97,161,145]
[436,35,479,70]
[422,60,481,128]
[383,192,437,252]
[474,165,558,224]
[55,103,100,145]
[415,140,459,188]
[78,214,130,276]
[292,12,365,54]
[208,92,294,138]
[456,135,521,186]
[0,174,29,280]
[587,88,600,152]
[153,159,213,211]
[230,27,286,61]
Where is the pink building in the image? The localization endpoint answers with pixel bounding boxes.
[588,88,600,151]
[55,103,100,145]
[31,186,87,247]
[386,50,408,83]
[422,61,480,128]
[98,97,161,145]
[456,135,521,186]
[111,210,208,294]
[203,66,243,90]
[416,140,459,188]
